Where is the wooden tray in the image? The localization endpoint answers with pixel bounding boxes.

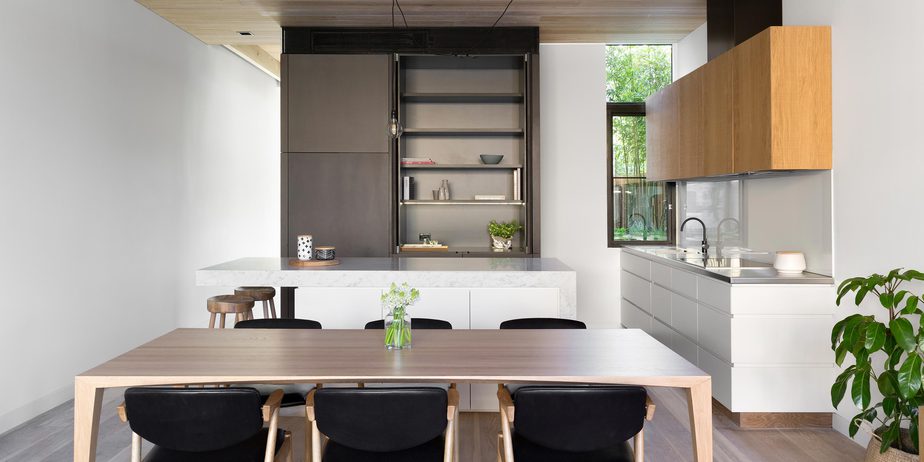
[288,259,340,267]
[400,245,449,252]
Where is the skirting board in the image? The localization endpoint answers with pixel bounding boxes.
[714,399,832,429]
[0,384,72,436]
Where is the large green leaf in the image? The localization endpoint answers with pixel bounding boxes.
[889,348,904,370]
[912,415,920,455]
[854,287,870,306]
[835,340,850,366]
[898,354,923,399]
[836,278,864,305]
[831,368,854,407]
[879,292,895,309]
[865,322,887,352]
[880,419,901,453]
[882,396,897,416]
[878,370,899,396]
[851,368,872,409]
[902,295,921,315]
[848,411,863,437]
[891,318,917,352]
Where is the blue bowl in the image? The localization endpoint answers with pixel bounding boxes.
[480,154,504,164]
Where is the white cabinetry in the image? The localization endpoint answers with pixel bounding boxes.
[619,250,835,413]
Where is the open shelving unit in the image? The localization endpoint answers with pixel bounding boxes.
[395,54,532,256]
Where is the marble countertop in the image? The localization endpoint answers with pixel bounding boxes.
[199,257,573,273]
[624,247,834,285]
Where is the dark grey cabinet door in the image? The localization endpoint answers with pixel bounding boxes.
[285,54,390,153]
[285,153,391,257]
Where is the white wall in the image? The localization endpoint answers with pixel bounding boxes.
[0,0,279,434]
[539,44,622,328]
[783,0,924,442]
[673,23,708,80]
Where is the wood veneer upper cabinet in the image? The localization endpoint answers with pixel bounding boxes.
[284,54,390,153]
[645,90,668,181]
[674,70,705,179]
[734,26,832,171]
[703,50,735,176]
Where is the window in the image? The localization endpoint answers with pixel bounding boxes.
[606,45,675,247]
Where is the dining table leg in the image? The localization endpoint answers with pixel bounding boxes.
[686,378,713,462]
[74,378,104,462]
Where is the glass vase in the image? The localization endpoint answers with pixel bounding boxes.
[384,305,412,350]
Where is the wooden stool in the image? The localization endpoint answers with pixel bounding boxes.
[234,287,277,319]
[206,295,255,329]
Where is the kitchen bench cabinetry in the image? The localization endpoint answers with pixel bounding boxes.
[295,286,561,411]
[645,26,831,181]
[620,250,835,415]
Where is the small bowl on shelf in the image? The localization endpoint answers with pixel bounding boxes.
[315,246,336,261]
[479,154,504,165]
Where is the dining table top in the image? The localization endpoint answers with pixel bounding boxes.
[78,328,708,388]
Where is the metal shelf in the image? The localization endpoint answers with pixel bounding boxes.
[402,128,524,136]
[401,92,524,103]
[400,163,523,170]
[401,200,525,206]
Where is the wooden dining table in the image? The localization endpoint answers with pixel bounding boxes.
[74,328,713,462]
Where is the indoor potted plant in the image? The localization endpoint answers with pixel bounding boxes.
[832,268,924,461]
[488,220,523,251]
[381,282,420,350]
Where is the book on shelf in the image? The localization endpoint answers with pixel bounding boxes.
[401,158,435,165]
[513,169,521,201]
[474,195,506,200]
[402,176,415,201]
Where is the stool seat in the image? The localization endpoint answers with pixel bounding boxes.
[235,286,276,301]
[234,287,278,320]
[207,295,255,329]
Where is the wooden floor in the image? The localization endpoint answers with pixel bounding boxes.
[0,387,866,462]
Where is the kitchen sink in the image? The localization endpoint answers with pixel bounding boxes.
[676,256,769,270]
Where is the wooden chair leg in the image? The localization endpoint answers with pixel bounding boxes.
[219,313,226,328]
[208,312,216,329]
[269,298,278,319]
[262,300,270,318]
[634,429,644,462]
[496,433,504,462]
[131,432,142,462]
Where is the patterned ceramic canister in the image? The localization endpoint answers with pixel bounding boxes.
[297,235,314,261]
[315,246,336,261]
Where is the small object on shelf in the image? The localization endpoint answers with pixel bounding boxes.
[488,220,523,251]
[432,189,440,200]
[479,154,504,164]
[315,246,336,261]
[513,169,521,201]
[288,258,340,267]
[773,251,806,274]
[400,244,449,252]
[401,157,435,165]
[438,179,451,200]
[297,234,313,261]
[475,194,506,200]
[402,176,415,200]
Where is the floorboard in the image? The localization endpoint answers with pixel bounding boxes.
[0,386,867,462]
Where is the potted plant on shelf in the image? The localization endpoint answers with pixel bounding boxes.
[488,220,523,251]
[832,268,924,461]
[381,282,420,350]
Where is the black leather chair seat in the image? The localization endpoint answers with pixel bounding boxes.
[322,436,445,462]
[512,433,634,462]
[144,428,286,462]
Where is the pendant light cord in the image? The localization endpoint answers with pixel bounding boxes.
[490,0,515,29]
[392,0,409,29]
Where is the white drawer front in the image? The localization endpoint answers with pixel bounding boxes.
[731,316,834,364]
[670,293,698,343]
[470,383,499,411]
[698,276,731,313]
[621,271,651,313]
[732,366,837,412]
[672,330,698,365]
[651,317,673,349]
[698,304,732,362]
[621,251,651,280]
[651,261,672,287]
[295,287,385,329]
[621,299,652,332]
[411,288,472,329]
[470,288,560,329]
[651,284,671,324]
[698,347,732,408]
[671,268,698,300]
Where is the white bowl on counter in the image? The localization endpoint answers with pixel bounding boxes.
[773,251,806,274]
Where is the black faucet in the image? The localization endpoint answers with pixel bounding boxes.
[680,217,709,258]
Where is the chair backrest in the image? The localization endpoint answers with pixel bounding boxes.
[314,387,448,452]
[512,386,647,452]
[499,317,587,329]
[364,317,452,330]
[124,387,263,452]
[235,318,322,329]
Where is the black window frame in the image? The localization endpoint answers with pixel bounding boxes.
[606,102,676,248]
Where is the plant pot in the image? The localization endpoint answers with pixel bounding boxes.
[491,235,512,251]
[384,306,411,350]
[865,434,917,462]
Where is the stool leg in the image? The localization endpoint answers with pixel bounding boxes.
[208,313,216,329]
[235,313,242,325]
[262,300,269,319]
[219,313,226,329]
[269,298,278,319]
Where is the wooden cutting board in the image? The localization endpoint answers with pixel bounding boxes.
[288,259,340,267]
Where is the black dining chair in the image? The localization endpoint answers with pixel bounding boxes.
[234,318,323,408]
[363,317,453,330]
[306,386,459,462]
[499,317,587,329]
[496,385,655,462]
[117,387,292,462]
